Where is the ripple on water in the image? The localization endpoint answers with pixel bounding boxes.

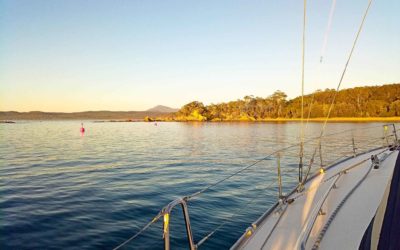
[0,121,394,249]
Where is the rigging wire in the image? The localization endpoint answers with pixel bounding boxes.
[299,0,307,185]
[112,0,381,247]
[112,124,382,249]
[112,124,382,246]
[112,124,383,247]
[113,212,163,250]
[305,0,337,151]
[111,145,296,249]
[292,147,388,202]
[196,166,301,247]
[196,183,278,247]
[320,0,337,63]
[301,0,374,185]
[304,92,315,133]
[185,144,298,200]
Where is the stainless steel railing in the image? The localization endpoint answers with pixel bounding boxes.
[113,123,399,250]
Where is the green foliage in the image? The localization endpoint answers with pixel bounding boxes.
[175,101,208,121]
[171,83,400,121]
[144,116,153,122]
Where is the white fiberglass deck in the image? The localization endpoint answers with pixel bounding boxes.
[232,148,398,250]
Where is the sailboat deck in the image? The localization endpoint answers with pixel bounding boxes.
[233,148,398,250]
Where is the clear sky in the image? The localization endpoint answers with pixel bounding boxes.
[0,0,399,112]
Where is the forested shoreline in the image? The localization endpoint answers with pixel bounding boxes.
[153,83,400,122]
[2,84,399,122]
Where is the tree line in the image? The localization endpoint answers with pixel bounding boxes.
[164,83,400,121]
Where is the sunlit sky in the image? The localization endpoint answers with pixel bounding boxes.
[0,0,399,112]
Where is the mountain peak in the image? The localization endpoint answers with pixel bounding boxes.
[146,105,179,113]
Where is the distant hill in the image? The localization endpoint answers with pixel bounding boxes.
[146,105,179,113]
[0,111,169,120]
[0,105,178,121]
[3,84,399,121]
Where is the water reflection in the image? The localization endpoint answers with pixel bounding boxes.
[0,121,398,249]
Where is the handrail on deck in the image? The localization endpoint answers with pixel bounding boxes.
[161,124,399,250]
[113,124,400,250]
[383,123,398,144]
[161,197,196,250]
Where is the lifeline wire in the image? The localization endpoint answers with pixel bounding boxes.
[113,124,382,249]
[113,0,377,247]
[113,213,162,250]
[301,0,374,185]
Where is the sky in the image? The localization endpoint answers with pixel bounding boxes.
[0,0,399,112]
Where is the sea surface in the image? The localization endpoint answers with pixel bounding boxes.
[0,121,397,249]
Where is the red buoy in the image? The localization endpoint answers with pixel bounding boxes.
[80,123,85,133]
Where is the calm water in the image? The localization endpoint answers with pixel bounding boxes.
[0,121,397,249]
